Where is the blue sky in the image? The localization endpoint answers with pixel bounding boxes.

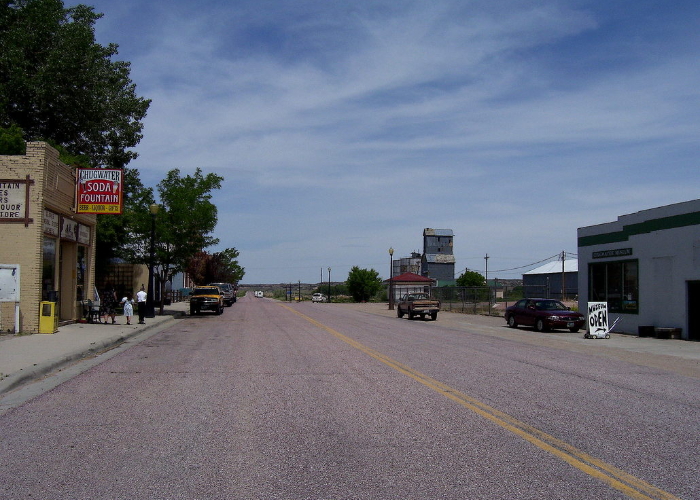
[88,0,700,283]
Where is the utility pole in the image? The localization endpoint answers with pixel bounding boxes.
[485,254,490,315]
[561,250,566,302]
[485,254,489,283]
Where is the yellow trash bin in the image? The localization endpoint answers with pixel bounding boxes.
[39,301,58,334]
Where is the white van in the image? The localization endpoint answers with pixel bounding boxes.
[254,290,263,298]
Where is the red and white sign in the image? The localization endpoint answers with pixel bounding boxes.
[76,169,123,214]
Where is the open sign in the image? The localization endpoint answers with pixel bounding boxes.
[586,302,610,339]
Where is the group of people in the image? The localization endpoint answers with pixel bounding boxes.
[100,285,149,325]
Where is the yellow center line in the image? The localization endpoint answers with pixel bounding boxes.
[281,304,681,500]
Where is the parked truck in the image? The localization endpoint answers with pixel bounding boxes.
[396,292,441,321]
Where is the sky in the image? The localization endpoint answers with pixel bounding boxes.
[87,0,700,284]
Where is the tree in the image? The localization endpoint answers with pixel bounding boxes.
[118,168,223,312]
[95,168,153,277]
[153,169,223,312]
[0,124,25,154]
[0,0,150,168]
[186,248,245,285]
[346,266,383,302]
[456,269,486,287]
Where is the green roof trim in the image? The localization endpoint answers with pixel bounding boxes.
[579,211,700,247]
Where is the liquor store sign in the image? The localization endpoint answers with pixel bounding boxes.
[76,169,123,214]
[0,176,34,226]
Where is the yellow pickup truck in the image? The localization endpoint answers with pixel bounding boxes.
[189,286,224,315]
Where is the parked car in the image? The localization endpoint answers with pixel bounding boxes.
[312,293,327,303]
[209,282,235,306]
[254,290,264,298]
[397,292,440,320]
[505,298,585,332]
[190,286,224,315]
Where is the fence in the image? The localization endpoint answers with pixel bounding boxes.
[431,284,579,316]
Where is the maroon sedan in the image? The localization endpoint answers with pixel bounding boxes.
[505,298,585,333]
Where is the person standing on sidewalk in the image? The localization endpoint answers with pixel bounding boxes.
[121,293,135,325]
[136,285,147,324]
[101,284,118,324]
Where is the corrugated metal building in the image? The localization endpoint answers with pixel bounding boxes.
[392,252,421,277]
[421,228,455,284]
[522,260,578,300]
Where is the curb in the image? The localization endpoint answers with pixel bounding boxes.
[0,311,185,396]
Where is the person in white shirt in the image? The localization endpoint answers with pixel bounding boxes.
[136,285,147,324]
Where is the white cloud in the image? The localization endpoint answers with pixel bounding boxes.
[89,0,700,282]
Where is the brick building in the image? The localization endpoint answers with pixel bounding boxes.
[0,142,96,333]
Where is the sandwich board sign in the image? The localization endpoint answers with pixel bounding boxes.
[585,302,610,339]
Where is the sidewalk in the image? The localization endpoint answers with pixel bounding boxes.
[0,301,189,396]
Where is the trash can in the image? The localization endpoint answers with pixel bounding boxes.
[39,301,58,334]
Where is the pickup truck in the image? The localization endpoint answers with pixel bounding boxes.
[190,286,224,315]
[397,292,440,320]
[209,282,235,306]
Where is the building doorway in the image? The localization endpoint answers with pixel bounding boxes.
[59,241,77,321]
[688,281,700,341]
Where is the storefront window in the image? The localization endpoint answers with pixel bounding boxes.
[589,260,639,313]
[76,246,86,302]
[42,237,56,301]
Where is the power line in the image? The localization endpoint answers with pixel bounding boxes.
[488,253,562,274]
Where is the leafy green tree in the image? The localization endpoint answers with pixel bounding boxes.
[0,0,150,168]
[96,168,153,277]
[117,168,223,312]
[346,266,383,302]
[152,169,223,312]
[456,269,486,287]
[0,124,25,154]
[186,249,245,285]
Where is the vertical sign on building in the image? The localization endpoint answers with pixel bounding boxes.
[75,169,123,214]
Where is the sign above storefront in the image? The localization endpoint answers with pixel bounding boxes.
[43,210,59,236]
[75,168,123,214]
[78,224,91,245]
[0,176,34,226]
[60,217,77,241]
[592,248,633,259]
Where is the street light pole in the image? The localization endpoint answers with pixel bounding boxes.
[485,253,490,316]
[327,267,331,303]
[145,203,159,318]
[388,247,394,310]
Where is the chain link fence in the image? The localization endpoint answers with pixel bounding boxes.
[431,284,579,316]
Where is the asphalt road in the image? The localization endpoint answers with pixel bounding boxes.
[0,295,697,499]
